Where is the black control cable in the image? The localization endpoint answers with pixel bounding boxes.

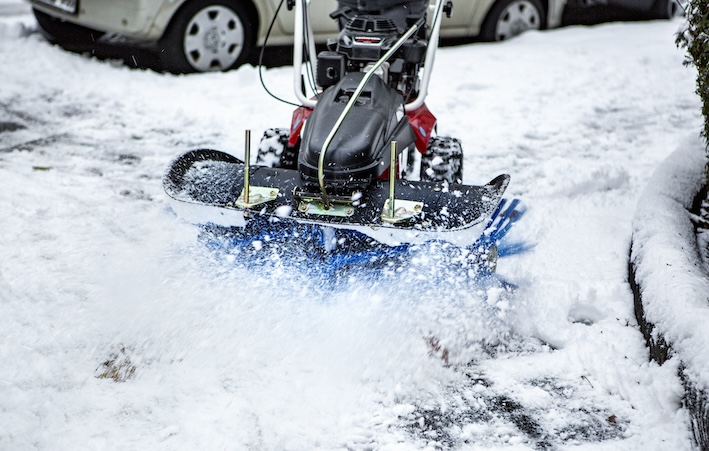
[258,0,300,107]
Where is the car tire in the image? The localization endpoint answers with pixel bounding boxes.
[33,8,104,46]
[480,0,545,42]
[651,0,682,19]
[159,0,254,73]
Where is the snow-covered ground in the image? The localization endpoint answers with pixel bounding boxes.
[0,4,703,450]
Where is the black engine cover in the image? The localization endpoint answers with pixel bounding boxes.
[298,71,416,193]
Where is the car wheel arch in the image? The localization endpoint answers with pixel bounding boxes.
[160,0,260,40]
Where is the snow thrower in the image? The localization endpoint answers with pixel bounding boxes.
[163,0,524,274]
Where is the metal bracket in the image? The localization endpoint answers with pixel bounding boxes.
[298,200,354,217]
[234,186,279,209]
[381,199,423,224]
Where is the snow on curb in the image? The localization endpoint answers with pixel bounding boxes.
[629,134,709,448]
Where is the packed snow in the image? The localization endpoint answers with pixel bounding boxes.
[0,2,704,449]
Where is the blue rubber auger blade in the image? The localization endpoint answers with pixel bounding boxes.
[472,198,529,256]
[493,201,526,242]
[484,198,521,242]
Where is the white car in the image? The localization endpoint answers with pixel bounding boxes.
[26,0,567,73]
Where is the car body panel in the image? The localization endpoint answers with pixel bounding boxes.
[29,0,348,44]
[439,0,490,37]
[272,0,339,34]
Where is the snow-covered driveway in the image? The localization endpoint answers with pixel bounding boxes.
[0,7,702,450]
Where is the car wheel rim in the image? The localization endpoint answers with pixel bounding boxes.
[183,5,244,72]
[495,0,541,41]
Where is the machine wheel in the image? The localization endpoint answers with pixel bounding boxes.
[420,136,463,184]
[159,0,254,73]
[256,128,289,168]
[33,8,104,45]
[651,0,682,19]
[480,0,544,42]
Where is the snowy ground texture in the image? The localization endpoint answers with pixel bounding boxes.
[0,2,705,450]
[630,136,709,448]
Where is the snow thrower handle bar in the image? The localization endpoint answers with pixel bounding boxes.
[293,0,446,196]
[292,0,445,112]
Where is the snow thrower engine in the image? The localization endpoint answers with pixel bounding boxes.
[316,14,426,94]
